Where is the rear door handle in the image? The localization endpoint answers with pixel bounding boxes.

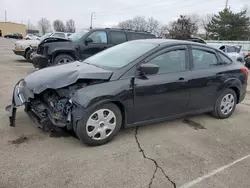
[177,77,186,82]
[216,72,225,76]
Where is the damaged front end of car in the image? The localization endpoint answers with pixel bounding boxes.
[5,61,113,131]
[6,78,106,131]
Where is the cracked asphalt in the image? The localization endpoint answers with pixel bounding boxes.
[0,38,250,188]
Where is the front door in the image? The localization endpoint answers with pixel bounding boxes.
[80,30,111,59]
[134,45,192,122]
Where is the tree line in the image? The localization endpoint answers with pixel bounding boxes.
[117,8,250,40]
[27,18,76,34]
[32,7,250,41]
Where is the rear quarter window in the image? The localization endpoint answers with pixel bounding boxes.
[218,52,233,64]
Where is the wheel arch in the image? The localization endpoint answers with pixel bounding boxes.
[219,78,241,103]
[24,47,31,57]
[89,99,127,128]
[52,50,77,62]
[72,97,128,132]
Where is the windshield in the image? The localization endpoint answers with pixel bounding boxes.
[84,41,158,68]
[69,30,89,41]
[39,33,52,41]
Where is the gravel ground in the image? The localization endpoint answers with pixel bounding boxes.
[0,37,250,188]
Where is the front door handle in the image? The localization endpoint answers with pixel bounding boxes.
[216,72,225,76]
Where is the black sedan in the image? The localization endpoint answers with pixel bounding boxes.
[4,33,23,39]
[6,39,248,146]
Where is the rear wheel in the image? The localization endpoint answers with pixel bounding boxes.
[76,103,122,146]
[212,89,237,119]
[53,54,75,65]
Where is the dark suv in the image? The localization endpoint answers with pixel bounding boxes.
[32,28,156,69]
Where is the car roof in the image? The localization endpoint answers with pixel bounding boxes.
[128,39,223,51]
[132,39,207,46]
[91,28,154,35]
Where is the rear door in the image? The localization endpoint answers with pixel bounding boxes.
[187,45,230,110]
[109,31,127,45]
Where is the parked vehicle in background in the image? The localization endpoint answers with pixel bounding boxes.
[13,32,71,61]
[245,52,250,69]
[25,34,40,40]
[177,37,207,44]
[208,43,246,64]
[6,39,248,146]
[4,33,23,39]
[31,28,156,69]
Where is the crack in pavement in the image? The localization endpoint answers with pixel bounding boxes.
[134,127,176,188]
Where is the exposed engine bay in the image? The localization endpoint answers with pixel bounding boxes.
[25,79,102,130]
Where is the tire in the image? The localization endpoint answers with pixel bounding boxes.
[212,89,237,119]
[53,54,75,65]
[76,103,122,146]
[25,49,32,62]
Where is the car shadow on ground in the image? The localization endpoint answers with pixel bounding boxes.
[15,59,30,63]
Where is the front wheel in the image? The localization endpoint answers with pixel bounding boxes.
[76,103,122,146]
[25,49,33,62]
[53,54,75,65]
[212,89,237,119]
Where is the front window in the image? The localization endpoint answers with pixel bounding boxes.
[148,49,186,74]
[69,30,89,41]
[84,41,158,68]
[88,31,107,44]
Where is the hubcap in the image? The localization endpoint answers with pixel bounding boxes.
[58,58,70,64]
[220,93,235,115]
[86,109,116,140]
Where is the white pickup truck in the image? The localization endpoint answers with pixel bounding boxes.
[13,32,72,61]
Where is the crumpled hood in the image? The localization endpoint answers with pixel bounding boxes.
[24,61,113,94]
[40,37,71,45]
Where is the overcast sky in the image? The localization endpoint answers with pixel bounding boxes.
[0,0,249,30]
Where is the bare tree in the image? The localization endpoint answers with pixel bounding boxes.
[168,15,198,39]
[118,16,148,31]
[65,19,76,33]
[146,17,160,34]
[38,18,51,35]
[156,25,169,38]
[200,14,213,39]
[53,20,66,32]
[118,16,164,36]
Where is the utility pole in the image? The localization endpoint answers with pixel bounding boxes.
[4,10,7,22]
[225,0,228,9]
[90,12,96,29]
[28,19,30,30]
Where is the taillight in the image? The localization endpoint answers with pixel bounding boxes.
[241,67,249,78]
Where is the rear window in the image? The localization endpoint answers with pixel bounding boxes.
[218,52,233,64]
[110,31,127,45]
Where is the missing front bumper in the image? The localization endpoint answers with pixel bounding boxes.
[5,80,26,127]
[5,79,73,129]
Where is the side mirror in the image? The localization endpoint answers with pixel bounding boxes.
[138,63,159,75]
[85,37,93,45]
